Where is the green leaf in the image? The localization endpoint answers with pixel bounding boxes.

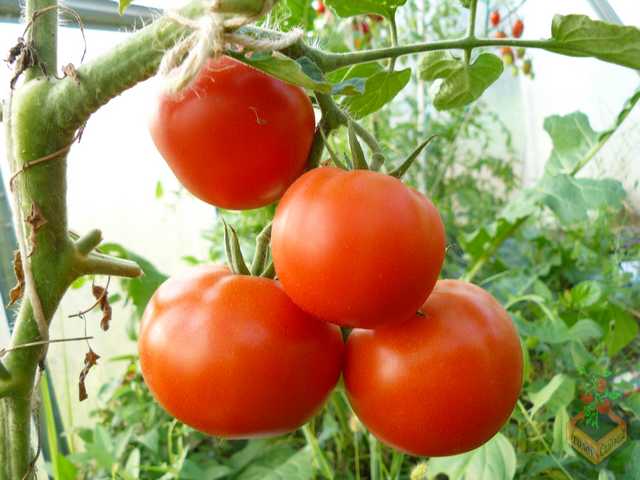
[552,407,570,454]
[570,281,604,309]
[154,180,164,199]
[549,15,640,70]
[419,52,503,111]
[543,112,599,175]
[341,69,411,119]
[427,433,516,480]
[280,0,316,31]
[605,304,639,356]
[229,51,331,93]
[119,0,133,15]
[53,454,79,480]
[622,393,640,419]
[325,0,407,18]
[529,374,576,418]
[535,175,625,225]
[568,319,603,343]
[123,448,140,480]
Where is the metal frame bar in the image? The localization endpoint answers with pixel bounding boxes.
[0,0,160,30]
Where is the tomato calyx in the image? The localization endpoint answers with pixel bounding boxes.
[222,218,275,278]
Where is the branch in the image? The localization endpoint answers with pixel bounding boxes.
[77,252,142,278]
[74,229,102,255]
[49,1,207,135]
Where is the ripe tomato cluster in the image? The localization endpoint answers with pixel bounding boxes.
[143,56,523,458]
[489,9,533,78]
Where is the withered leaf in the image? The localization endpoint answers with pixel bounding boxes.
[92,285,112,331]
[78,349,99,401]
[62,63,80,83]
[8,250,24,306]
[26,202,47,256]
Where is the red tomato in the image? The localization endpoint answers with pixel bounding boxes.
[580,392,594,404]
[315,0,325,14]
[271,167,446,329]
[149,56,315,210]
[139,265,343,437]
[597,399,611,414]
[597,378,607,393]
[512,19,524,38]
[360,21,370,35]
[344,280,523,456]
[490,10,500,27]
[495,30,507,39]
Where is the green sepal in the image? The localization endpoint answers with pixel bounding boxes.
[348,121,369,170]
[221,218,250,275]
[250,223,273,276]
[260,260,276,279]
[389,135,439,179]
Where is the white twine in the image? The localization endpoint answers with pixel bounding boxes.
[159,0,303,95]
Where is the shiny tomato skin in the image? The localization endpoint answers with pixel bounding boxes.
[490,10,500,27]
[271,167,446,329]
[512,19,524,38]
[344,280,523,457]
[149,56,315,210]
[139,265,343,438]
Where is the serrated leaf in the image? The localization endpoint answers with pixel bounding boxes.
[529,374,575,418]
[119,0,133,15]
[549,15,640,70]
[341,68,411,119]
[543,112,599,175]
[420,52,503,111]
[427,433,516,480]
[325,0,407,18]
[605,304,639,356]
[229,51,331,93]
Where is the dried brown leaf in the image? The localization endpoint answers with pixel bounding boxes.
[62,63,79,83]
[8,250,24,306]
[26,202,47,256]
[78,349,99,401]
[92,285,112,331]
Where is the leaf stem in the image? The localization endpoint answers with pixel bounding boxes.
[517,401,575,480]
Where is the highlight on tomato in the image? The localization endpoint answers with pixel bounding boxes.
[271,166,446,329]
[344,279,523,457]
[138,265,344,438]
[149,56,315,210]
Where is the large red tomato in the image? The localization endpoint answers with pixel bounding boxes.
[271,167,445,329]
[149,56,315,210]
[139,265,343,437]
[344,280,523,456]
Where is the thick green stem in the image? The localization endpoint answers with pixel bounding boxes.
[0,396,32,480]
[24,0,57,81]
[50,1,207,135]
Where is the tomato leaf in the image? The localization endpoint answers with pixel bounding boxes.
[552,407,571,454]
[419,52,503,111]
[427,433,516,480]
[229,51,331,93]
[279,0,316,31]
[543,112,598,176]
[118,0,133,15]
[570,281,604,309]
[549,15,640,70]
[529,374,575,418]
[324,0,407,19]
[341,68,411,119]
[603,304,638,357]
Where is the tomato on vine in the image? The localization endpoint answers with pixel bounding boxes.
[495,30,507,39]
[344,280,523,456]
[139,265,344,437]
[271,167,446,329]
[512,19,524,38]
[490,10,500,27]
[314,0,325,14]
[149,56,315,210]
